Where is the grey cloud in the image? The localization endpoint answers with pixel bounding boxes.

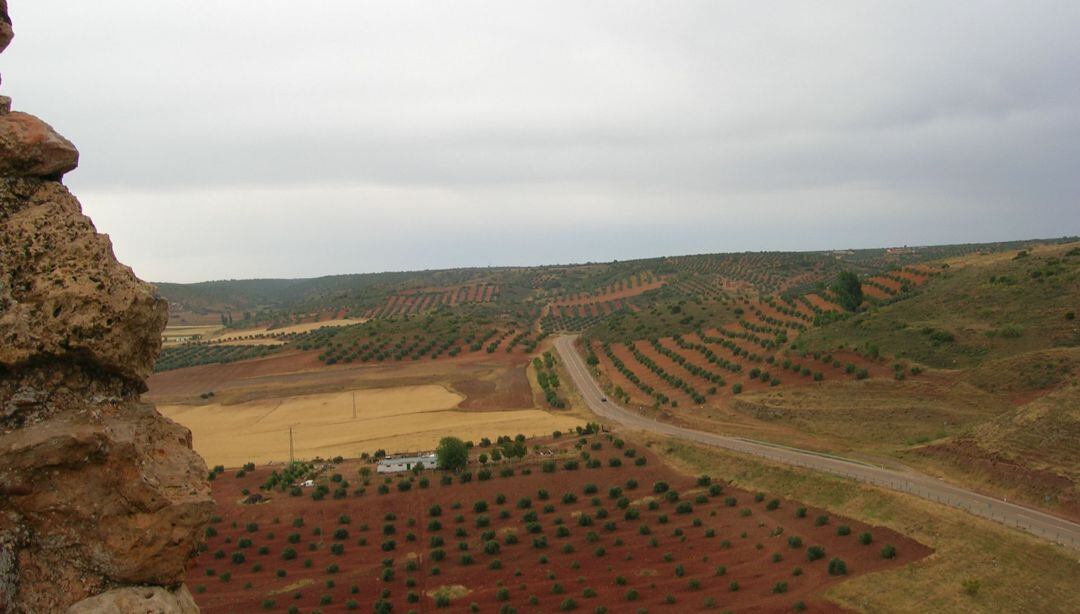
[3,1,1078,282]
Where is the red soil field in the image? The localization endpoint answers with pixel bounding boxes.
[905,264,936,275]
[753,301,807,328]
[369,284,501,319]
[680,333,773,396]
[860,284,892,301]
[609,343,696,407]
[589,341,657,407]
[635,340,718,398]
[188,439,929,613]
[147,345,532,404]
[738,310,791,335]
[778,272,823,292]
[804,294,842,313]
[550,278,665,308]
[455,365,534,411]
[895,269,930,285]
[676,333,899,396]
[869,276,904,293]
[147,350,325,398]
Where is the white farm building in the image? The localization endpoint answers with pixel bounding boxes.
[376,453,438,474]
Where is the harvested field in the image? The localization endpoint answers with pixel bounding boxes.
[162,324,223,346]
[215,318,361,340]
[166,308,226,326]
[187,437,928,613]
[161,386,582,467]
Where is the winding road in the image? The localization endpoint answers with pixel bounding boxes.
[553,335,1080,551]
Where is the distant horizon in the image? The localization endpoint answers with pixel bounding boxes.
[152,233,1077,286]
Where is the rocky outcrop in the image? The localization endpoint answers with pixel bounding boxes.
[1,177,162,389]
[67,586,199,614]
[0,1,11,54]
[0,112,79,179]
[0,3,213,612]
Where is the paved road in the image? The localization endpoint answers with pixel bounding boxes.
[554,336,1080,551]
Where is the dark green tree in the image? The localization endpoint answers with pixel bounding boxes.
[832,272,863,312]
[436,437,468,471]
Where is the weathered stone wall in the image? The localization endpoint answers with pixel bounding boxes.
[0,2,213,611]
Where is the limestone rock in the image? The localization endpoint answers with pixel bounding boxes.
[0,4,212,612]
[0,112,79,179]
[0,402,214,611]
[1,177,166,389]
[67,585,200,614]
[0,1,11,55]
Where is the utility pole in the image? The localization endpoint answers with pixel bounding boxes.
[289,426,294,463]
[352,391,357,419]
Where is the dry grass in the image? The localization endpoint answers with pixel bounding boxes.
[649,435,1080,613]
[728,378,1012,455]
[160,385,584,467]
[901,381,1080,518]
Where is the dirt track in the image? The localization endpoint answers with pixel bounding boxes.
[554,336,1080,551]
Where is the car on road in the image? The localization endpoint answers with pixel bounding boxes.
[600,397,607,402]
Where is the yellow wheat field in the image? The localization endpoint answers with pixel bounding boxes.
[210,318,363,341]
[160,385,584,468]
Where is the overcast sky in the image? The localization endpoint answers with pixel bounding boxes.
[5,2,1079,282]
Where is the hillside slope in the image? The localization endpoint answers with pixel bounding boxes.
[906,378,1080,519]
[796,243,1080,368]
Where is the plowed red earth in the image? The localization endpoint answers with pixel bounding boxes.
[189,440,929,613]
[860,284,892,300]
[609,343,696,407]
